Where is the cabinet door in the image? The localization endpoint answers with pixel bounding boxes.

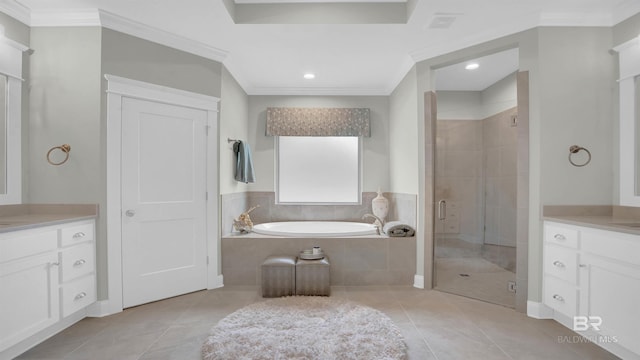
[0,252,60,351]
[581,253,640,355]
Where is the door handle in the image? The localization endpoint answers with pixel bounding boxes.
[438,200,446,220]
[125,210,136,217]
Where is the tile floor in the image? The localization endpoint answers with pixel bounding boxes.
[435,237,516,308]
[16,286,618,360]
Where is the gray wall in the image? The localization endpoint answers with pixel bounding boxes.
[246,95,391,193]
[101,29,222,98]
[389,66,421,280]
[538,27,614,206]
[220,66,250,195]
[389,66,419,195]
[28,27,102,204]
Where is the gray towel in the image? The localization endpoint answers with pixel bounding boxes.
[234,141,256,183]
[383,221,415,237]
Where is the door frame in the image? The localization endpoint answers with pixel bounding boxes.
[102,74,221,315]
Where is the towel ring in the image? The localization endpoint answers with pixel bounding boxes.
[47,144,71,166]
[568,145,591,167]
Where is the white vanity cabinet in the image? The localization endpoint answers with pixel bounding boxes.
[543,221,640,359]
[0,229,59,352]
[0,219,96,356]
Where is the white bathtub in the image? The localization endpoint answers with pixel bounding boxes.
[252,221,379,237]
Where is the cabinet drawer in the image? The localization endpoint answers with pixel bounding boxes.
[543,275,578,317]
[60,223,94,247]
[60,242,95,282]
[544,244,578,284]
[581,228,640,267]
[0,229,57,263]
[60,275,96,317]
[544,223,579,249]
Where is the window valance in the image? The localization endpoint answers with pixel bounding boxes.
[266,107,370,137]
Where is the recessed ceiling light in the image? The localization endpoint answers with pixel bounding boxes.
[304,73,316,79]
[465,63,479,70]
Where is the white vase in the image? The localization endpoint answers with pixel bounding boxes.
[371,188,389,226]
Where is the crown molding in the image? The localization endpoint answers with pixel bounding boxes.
[0,1,30,25]
[24,8,228,62]
[30,9,101,27]
[98,10,228,62]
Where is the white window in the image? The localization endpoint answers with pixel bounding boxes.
[277,136,361,204]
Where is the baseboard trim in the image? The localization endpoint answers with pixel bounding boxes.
[413,275,425,289]
[209,274,224,290]
[527,300,554,319]
[87,300,119,318]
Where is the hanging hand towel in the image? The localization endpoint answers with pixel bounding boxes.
[234,141,256,183]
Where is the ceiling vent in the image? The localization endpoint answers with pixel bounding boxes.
[428,13,460,29]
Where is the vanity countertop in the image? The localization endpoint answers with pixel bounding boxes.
[0,204,98,233]
[542,215,640,235]
[542,205,640,236]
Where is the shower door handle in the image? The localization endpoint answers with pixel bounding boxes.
[438,200,446,220]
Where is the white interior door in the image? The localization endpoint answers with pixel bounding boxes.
[121,97,208,308]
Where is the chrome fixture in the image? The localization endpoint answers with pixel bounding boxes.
[363,213,384,234]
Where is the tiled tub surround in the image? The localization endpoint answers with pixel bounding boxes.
[221,191,417,236]
[222,234,416,286]
[221,192,416,286]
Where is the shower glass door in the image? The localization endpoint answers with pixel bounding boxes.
[433,50,519,307]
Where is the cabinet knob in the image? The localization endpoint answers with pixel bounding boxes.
[552,294,565,302]
[125,210,136,217]
[74,259,87,267]
[553,260,565,268]
[73,232,86,239]
[74,292,87,300]
[553,234,566,241]
[579,264,587,268]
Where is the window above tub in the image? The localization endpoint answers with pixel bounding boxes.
[267,107,370,205]
[276,136,361,204]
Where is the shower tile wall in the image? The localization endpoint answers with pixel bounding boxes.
[221,191,417,236]
[483,107,518,247]
[435,107,518,269]
[435,120,484,243]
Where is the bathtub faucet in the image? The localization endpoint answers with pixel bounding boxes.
[362,213,384,233]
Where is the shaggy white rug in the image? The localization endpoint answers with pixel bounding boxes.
[202,296,408,360]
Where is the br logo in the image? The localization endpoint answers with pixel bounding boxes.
[573,316,602,331]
